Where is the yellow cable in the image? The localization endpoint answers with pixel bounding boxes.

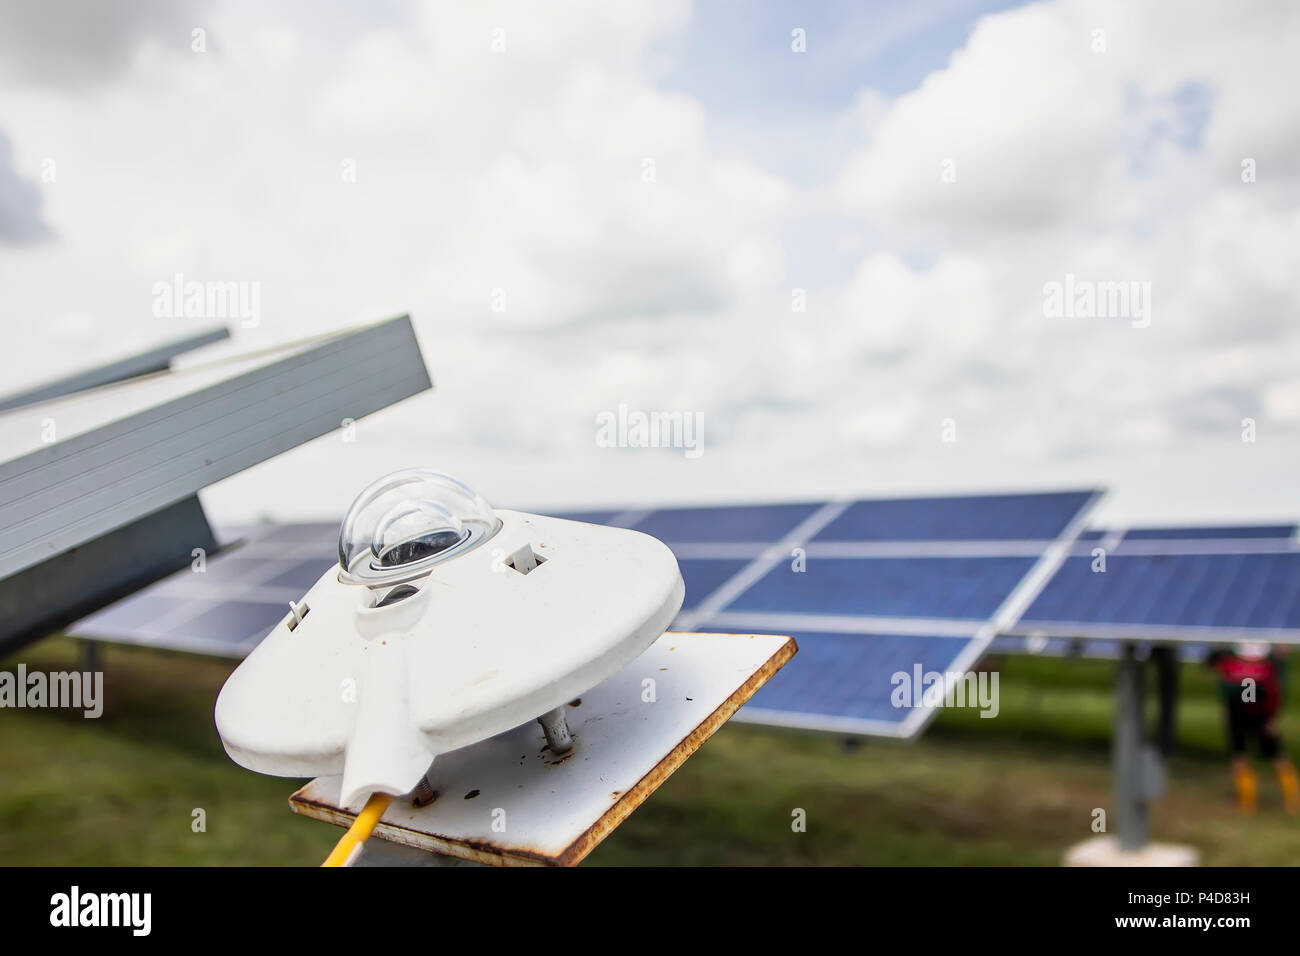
[321,792,395,867]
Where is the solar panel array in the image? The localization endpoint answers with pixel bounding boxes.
[72,490,1099,738]
[621,492,1099,736]
[73,506,1300,739]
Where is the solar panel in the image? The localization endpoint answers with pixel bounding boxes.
[736,630,981,735]
[71,490,1102,737]
[722,556,1038,620]
[1011,552,1300,641]
[676,558,753,611]
[71,521,337,656]
[630,502,821,543]
[683,492,1099,734]
[811,490,1095,542]
[983,524,1300,656]
[182,600,291,645]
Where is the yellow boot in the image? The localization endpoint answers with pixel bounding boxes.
[1277,762,1300,814]
[1233,762,1258,813]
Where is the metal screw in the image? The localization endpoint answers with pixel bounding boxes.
[411,770,437,807]
[537,706,573,754]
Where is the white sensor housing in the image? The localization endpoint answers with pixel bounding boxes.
[215,471,684,806]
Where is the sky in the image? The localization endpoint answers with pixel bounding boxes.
[0,0,1297,529]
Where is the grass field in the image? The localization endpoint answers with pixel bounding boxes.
[2,636,1298,865]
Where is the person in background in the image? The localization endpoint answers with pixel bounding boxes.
[1208,642,1300,813]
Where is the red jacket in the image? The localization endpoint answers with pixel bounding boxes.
[1210,653,1283,716]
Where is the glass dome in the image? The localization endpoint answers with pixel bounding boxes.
[337,470,500,586]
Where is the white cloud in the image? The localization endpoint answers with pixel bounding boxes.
[0,0,213,88]
[0,0,1297,528]
[0,130,52,243]
[836,0,1300,229]
[821,0,1300,484]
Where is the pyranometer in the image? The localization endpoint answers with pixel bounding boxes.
[214,469,684,863]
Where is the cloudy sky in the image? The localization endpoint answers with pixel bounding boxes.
[0,0,1297,528]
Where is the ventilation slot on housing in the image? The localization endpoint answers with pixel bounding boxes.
[505,544,546,575]
[287,600,310,632]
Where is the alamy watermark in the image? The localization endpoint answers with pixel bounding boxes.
[152,273,261,328]
[1043,273,1151,328]
[891,664,999,718]
[595,404,704,459]
[50,886,150,936]
[0,665,103,718]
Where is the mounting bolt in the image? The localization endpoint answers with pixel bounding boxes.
[537,706,573,754]
[411,768,437,807]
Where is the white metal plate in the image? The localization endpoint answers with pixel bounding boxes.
[289,631,796,866]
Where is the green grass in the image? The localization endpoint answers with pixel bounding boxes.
[1,638,1297,865]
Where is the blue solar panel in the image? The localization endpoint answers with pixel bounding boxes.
[1121,525,1296,540]
[186,556,285,584]
[740,630,974,725]
[170,600,286,645]
[812,490,1094,542]
[631,502,821,543]
[263,558,336,591]
[725,557,1037,620]
[1019,553,1300,632]
[80,595,191,634]
[677,558,751,610]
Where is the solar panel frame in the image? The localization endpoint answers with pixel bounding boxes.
[1120,525,1297,540]
[0,315,429,581]
[0,326,231,413]
[987,634,1211,662]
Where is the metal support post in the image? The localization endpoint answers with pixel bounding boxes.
[1152,645,1179,757]
[1114,642,1148,851]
